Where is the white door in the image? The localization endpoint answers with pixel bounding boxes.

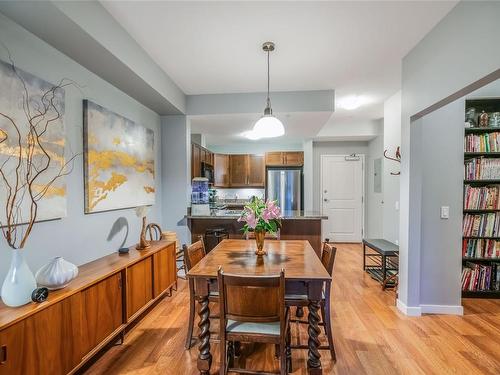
[321,155,363,242]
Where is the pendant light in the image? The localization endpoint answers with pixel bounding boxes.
[251,41,284,139]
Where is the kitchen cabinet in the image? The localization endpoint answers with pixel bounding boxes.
[248,155,265,186]
[265,151,304,166]
[229,155,248,186]
[228,154,265,188]
[214,153,230,187]
[191,143,214,179]
[191,143,201,179]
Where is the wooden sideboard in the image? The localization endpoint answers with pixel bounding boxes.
[0,240,176,375]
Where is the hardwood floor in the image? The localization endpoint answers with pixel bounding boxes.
[83,243,500,375]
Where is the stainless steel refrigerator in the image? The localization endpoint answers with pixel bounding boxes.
[266,167,303,211]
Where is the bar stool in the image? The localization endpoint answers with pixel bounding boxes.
[204,227,229,252]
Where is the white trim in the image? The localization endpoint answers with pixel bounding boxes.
[396,299,422,316]
[420,304,463,315]
[320,154,365,242]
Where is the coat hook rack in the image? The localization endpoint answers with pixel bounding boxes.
[384,146,401,175]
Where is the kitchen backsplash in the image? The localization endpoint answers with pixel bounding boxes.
[215,188,265,200]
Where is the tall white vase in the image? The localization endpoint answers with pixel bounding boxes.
[1,249,37,307]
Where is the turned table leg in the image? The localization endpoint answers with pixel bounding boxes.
[196,288,212,374]
[307,299,322,375]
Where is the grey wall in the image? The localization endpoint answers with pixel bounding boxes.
[161,116,191,246]
[367,128,384,238]
[399,0,500,313]
[383,91,401,244]
[0,13,162,281]
[419,100,463,307]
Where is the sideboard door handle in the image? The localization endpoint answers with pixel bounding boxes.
[1,345,7,364]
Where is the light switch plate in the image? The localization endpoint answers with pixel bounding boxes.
[441,206,450,219]
[395,201,400,211]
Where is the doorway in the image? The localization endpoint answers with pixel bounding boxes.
[321,154,364,242]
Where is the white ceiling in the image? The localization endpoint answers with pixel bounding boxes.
[102,0,457,142]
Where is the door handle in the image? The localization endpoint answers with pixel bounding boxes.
[1,345,7,364]
[324,198,328,202]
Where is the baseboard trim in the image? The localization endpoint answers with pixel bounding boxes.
[420,304,464,315]
[396,299,422,316]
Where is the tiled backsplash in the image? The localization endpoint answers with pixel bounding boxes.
[214,188,265,200]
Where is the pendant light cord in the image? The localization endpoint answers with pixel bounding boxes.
[267,49,270,101]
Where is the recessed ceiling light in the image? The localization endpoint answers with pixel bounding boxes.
[338,95,364,110]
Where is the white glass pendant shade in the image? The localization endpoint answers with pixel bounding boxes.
[253,115,285,138]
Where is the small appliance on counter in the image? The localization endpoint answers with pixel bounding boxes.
[191,177,211,216]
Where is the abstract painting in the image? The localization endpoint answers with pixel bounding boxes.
[83,100,155,213]
[0,59,67,223]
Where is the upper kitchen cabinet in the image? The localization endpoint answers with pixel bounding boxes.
[214,154,230,187]
[248,155,265,186]
[265,151,304,166]
[191,142,214,179]
[229,155,248,186]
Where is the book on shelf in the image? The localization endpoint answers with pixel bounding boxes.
[463,185,499,210]
[462,213,500,237]
[464,157,500,180]
[461,261,500,292]
[462,238,500,258]
[464,132,500,152]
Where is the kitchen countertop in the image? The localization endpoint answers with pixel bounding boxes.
[186,210,327,220]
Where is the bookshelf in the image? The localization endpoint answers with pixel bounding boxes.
[462,98,500,298]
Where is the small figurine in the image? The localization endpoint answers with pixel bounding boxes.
[479,110,489,127]
[465,107,476,128]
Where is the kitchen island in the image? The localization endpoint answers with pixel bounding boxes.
[186,211,327,255]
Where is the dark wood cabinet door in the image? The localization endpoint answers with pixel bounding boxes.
[153,243,177,298]
[126,257,153,319]
[229,155,248,186]
[214,154,230,187]
[265,152,284,166]
[248,155,265,187]
[81,273,123,357]
[0,294,82,375]
[284,151,304,166]
[191,143,201,179]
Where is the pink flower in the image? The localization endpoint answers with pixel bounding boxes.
[246,212,257,229]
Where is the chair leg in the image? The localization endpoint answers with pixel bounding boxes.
[323,300,336,361]
[220,338,227,375]
[286,323,292,373]
[185,283,196,349]
[280,342,287,375]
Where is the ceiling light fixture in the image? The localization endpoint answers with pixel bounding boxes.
[251,41,285,139]
[339,95,363,110]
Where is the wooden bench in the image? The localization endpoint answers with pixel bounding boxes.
[362,239,399,289]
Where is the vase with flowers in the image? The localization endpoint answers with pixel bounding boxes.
[238,197,282,256]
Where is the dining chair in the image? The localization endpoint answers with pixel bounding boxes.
[285,240,337,361]
[183,236,219,349]
[218,267,290,375]
[245,229,281,240]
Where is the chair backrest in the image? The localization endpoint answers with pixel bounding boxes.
[183,236,206,271]
[218,267,285,325]
[321,241,337,276]
[245,230,280,240]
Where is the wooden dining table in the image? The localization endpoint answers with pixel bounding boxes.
[187,239,331,375]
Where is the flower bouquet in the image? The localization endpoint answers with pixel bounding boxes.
[238,197,282,256]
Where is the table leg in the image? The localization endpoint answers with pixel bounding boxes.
[197,294,212,374]
[307,299,322,375]
[382,254,387,283]
[363,243,366,270]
